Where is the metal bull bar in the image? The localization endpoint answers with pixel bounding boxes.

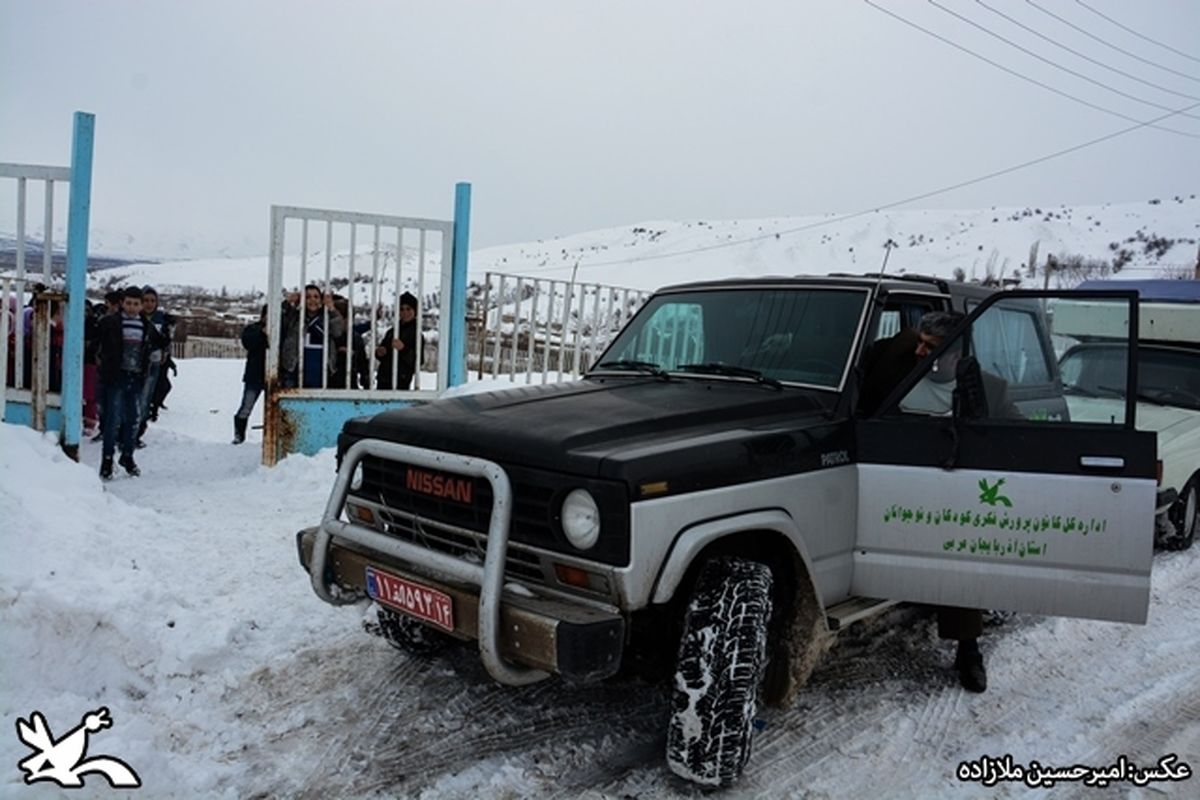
[309,438,549,686]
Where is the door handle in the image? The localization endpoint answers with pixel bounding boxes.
[1080,455,1124,469]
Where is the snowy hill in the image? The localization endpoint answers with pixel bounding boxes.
[81,197,1198,302]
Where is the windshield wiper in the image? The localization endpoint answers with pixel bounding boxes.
[593,359,670,379]
[1063,383,1108,398]
[676,362,783,390]
[1095,384,1173,407]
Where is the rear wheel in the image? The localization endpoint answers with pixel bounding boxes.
[666,557,773,787]
[366,605,453,657]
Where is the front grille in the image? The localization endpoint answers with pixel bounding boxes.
[350,453,630,567]
[357,456,557,543]
[375,507,546,585]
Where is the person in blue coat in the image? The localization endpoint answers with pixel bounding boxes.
[299,285,345,388]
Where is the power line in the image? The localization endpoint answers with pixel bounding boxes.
[861,0,1200,138]
[975,0,1200,102]
[927,0,1200,120]
[1026,0,1200,84]
[516,100,1200,273]
[1075,0,1200,66]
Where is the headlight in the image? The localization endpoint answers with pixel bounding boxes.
[349,462,364,492]
[561,489,601,550]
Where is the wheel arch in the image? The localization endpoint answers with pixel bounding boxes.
[650,509,821,613]
[649,509,834,706]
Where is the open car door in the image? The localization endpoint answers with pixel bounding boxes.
[853,290,1156,623]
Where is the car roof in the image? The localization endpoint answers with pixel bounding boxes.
[1076,279,1200,303]
[659,273,925,292]
[656,272,997,298]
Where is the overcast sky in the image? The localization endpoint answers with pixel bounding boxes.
[2,0,1198,258]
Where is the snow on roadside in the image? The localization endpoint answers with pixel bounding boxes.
[0,360,363,797]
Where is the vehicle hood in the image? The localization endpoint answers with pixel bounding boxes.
[1153,409,1200,492]
[344,377,839,485]
[1066,397,1200,491]
[1067,397,1199,434]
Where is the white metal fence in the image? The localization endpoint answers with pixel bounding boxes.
[171,336,244,360]
[2,162,70,427]
[265,205,453,396]
[473,271,651,384]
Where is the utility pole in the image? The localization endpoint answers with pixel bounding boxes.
[1194,242,1199,280]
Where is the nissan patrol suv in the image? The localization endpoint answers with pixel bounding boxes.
[297,275,1155,786]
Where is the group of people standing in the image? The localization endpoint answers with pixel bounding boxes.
[231,285,419,444]
[87,285,176,479]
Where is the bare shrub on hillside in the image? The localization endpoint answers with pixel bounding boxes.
[1040,252,1118,288]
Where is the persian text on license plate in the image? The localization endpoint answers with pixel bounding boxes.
[365,566,455,632]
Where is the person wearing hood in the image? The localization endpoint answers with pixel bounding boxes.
[375,292,418,390]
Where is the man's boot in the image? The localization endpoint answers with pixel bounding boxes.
[233,416,247,445]
[99,456,114,480]
[955,639,987,693]
[118,453,140,477]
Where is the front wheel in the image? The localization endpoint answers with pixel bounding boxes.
[666,557,774,787]
[365,604,453,657]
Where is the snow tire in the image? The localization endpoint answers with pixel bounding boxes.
[370,605,452,657]
[1165,473,1198,551]
[666,557,773,787]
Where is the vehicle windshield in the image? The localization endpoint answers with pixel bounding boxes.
[592,287,868,388]
[1060,344,1200,411]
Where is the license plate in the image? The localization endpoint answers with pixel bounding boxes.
[365,566,455,632]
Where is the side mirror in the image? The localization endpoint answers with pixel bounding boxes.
[953,356,989,420]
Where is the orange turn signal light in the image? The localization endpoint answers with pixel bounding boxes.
[554,564,591,589]
[349,504,375,525]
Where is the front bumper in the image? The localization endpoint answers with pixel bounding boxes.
[297,528,622,682]
[299,439,624,686]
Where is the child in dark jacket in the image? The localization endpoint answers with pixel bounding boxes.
[96,287,167,478]
[233,306,268,444]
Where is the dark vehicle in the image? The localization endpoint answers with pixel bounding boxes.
[298,275,1155,786]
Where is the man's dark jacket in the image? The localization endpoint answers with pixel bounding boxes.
[97,312,168,383]
[858,328,920,416]
[375,319,417,390]
[241,321,267,390]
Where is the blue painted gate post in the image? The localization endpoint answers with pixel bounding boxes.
[448,182,471,388]
[61,111,95,460]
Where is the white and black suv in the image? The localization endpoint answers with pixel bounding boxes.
[297,275,1156,786]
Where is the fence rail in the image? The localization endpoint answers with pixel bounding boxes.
[172,336,244,360]
[472,271,650,384]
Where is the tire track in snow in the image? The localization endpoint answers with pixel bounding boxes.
[219,547,1196,799]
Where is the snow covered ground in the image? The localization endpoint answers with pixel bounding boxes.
[2,359,1198,798]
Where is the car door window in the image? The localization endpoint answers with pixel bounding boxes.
[896,295,1133,424]
[873,295,942,342]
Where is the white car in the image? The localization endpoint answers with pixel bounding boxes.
[1058,284,1200,550]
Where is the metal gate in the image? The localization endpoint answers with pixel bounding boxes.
[1,112,94,457]
[263,184,471,464]
[473,271,650,384]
